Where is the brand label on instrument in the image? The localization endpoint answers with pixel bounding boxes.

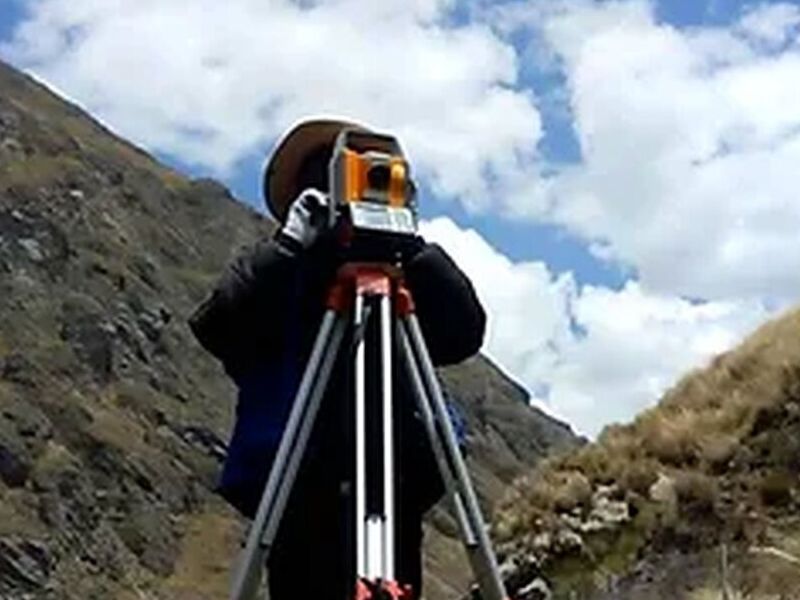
[350,204,417,236]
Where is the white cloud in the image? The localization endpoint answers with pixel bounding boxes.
[489,0,800,304]
[737,2,800,48]
[1,0,542,210]
[7,0,800,304]
[420,217,574,386]
[3,0,795,435]
[553,282,767,433]
[422,217,768,437]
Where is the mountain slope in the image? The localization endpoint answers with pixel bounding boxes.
[0,59,578,599]
[496,307,800,599]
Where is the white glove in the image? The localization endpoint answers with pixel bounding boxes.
[279,188,330,250]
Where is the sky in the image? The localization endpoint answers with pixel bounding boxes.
[1,0,799,436]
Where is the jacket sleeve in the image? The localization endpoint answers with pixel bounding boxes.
[188,238,298,374]
[403,243,486,366]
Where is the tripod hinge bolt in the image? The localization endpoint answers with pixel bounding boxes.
[355,269,392,297]
[395,284,415,316]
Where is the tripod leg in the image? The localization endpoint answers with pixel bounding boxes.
[355,292,397,582]
[231,310,348,600]
[401,315,509,600]
[355,293,368,577]
[380,293,397,580]
[397,323,476,547]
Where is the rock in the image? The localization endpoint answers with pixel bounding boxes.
[0,537,52,593]
[552,528,583,555]
[137,306,169,342]
[173,425,227,462]
[1,353,37,386]
[500,553,547,595]
[0,442,29,487]
[17,238,44,262]
[60,298,114,382]
[108,171,125,186]
[131,255,161,290]
[532,532,552,553]
[112,314,149,362]
[0,400,49,488]
[0,209,70,277]
[580,485,630,533]
[650,473,677,506]
[3,397,53,440]
[517,578,552,600]
[1,136,24,155]
[560,512,582,530]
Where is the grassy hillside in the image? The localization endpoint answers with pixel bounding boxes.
[495,307,800,599]
[0,59,578,599]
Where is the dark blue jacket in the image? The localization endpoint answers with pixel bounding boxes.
[189,235,484,517]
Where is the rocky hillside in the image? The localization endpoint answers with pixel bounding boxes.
[496,307,800,599]
[0,59,578,599]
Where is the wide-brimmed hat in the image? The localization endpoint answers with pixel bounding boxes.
[262,118,368,222]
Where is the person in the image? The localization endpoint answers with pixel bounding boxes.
[188,119,485,600]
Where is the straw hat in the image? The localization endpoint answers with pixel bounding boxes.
[262,118,367,222]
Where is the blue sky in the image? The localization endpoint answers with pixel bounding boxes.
[0,0,756,290]
[0,2,25,40]
[1,0,796,435]
[170,0,775,289]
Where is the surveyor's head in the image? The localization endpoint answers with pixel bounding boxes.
[262,118,368,223]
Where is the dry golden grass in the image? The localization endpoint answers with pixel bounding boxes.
[0,154,86,189]
[496,307,800,596]
[673,470,719,516]
[161,505,245,600]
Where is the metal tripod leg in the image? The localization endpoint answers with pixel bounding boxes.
[231,310,348,600]
[397,323,476,546]
[400,315,509,600]
[355,288,397,583]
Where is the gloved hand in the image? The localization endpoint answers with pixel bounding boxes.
[277,188,330,252]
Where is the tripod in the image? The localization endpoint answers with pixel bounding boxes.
[230,262,510,600]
